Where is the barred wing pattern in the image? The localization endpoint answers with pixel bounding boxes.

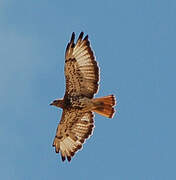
[64,32,99,98]
[53,110,94,161]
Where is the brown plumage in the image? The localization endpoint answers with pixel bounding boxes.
[50,32,116,162]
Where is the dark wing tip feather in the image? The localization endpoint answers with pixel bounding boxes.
[71,32,75,43]
[65,32,75,58]
[83,34,89,42]
[55,149,59,153]
[55,145,60,153]
[70,32,75,48]
[61,155,66,161]
[67,156,71,162]
[78,32,84,40]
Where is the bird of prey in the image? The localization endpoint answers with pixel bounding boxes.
[50,32,116,162]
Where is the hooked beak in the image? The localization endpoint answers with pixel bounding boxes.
[50,102,54,106]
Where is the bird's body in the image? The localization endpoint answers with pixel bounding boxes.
[65,95,94,110]
[53,95,115,114]
[50,32,116,162]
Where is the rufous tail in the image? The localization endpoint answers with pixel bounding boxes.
[92,95,116,118]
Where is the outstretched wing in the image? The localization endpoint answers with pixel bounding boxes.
[64,32,99,98]
[53,109,94,162]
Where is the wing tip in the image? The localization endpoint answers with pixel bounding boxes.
[71,32,75,42]
[61,155,66,161]
[70,31,90,43]
[79,31,84,39]
[67,156,72,162]
[76,31,89,42]
[83,34,89,42]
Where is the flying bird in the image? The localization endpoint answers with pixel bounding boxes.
[50,32,116,162]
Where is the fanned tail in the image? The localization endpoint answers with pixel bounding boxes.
[92,95,116,118]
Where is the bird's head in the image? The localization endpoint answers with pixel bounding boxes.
[50,99,64,108]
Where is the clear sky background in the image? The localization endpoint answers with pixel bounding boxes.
[1,0,176,179]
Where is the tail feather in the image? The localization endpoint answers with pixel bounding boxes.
[92,95,116,118]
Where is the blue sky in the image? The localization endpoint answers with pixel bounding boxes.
[1,0,176,179]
